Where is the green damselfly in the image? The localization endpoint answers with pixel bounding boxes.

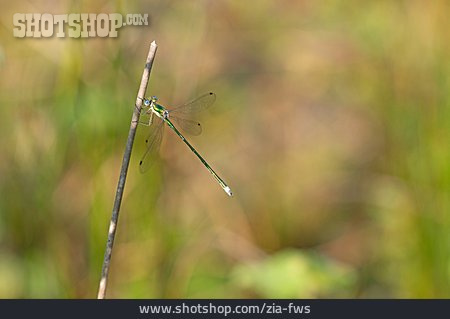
[138,92,233,197]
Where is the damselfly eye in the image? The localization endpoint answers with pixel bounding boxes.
[143,99,150,106]
[152,96,158,102]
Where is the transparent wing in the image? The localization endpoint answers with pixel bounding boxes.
[139,120,164,173]
[172,116,202,136]
[169,92,216,115]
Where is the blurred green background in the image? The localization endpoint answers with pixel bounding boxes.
[0,0,449,298]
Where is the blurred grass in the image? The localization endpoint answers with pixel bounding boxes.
[0,0,449,298]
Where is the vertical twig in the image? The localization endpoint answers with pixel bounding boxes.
[97,40,158,299]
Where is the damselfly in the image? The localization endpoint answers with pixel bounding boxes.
[138,92,233,197]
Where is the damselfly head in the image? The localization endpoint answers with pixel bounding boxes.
[151,96,158,103]
[143,98,151,107]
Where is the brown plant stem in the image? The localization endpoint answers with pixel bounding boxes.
[97,40,158,299]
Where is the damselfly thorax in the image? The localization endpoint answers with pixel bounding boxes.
[143,96,170,120]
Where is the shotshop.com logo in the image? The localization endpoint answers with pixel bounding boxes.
[13,13,149,38]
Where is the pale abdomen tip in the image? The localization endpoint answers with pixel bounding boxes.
[224,186,233,197]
